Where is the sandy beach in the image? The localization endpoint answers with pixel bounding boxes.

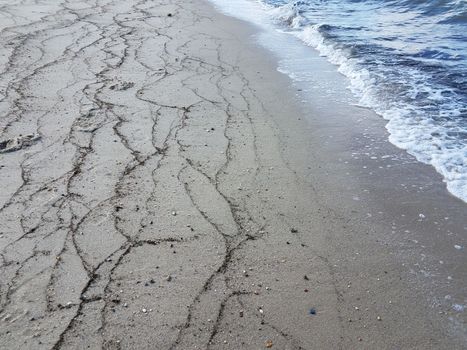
[0,0,466,349]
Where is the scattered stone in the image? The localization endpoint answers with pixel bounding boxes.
[290,228,298,233]
[142,308,147,313]
[377,316,382,321]
[120,82,134,91]
[304,275,309,280]
[171,211,177,216]
[0,133,41,153]
[309,308,316,315]
[166,275,172,282]
[167,13,173,17]
[239,310,244,317]
[265,340,273,348]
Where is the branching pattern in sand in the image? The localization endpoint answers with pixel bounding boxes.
[0,0,349,349]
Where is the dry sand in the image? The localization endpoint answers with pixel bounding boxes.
[0,0,466,349]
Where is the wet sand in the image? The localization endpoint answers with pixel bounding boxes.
[0,0,466,349]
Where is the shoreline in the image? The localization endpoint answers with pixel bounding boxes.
[209,0,467,204]
[0,0,465,348]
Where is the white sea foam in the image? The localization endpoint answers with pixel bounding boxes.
[287,22,467,202]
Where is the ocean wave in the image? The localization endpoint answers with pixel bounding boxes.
[266,0,467,201]
[269,1,308,28]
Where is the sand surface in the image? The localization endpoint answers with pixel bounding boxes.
[0,0,466,349]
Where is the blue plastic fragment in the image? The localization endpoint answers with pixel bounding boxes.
[309,308,316,315]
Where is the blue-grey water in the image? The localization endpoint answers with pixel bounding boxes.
[211,0,467,202]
